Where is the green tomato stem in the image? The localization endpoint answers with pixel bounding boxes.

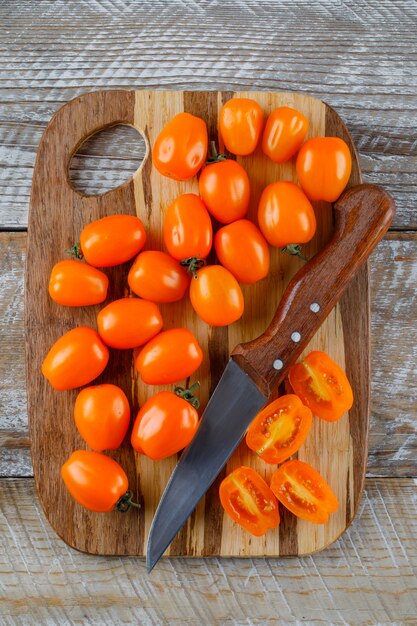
[174,381,201,409]
[180,256,206,279]
[282,244,309,262]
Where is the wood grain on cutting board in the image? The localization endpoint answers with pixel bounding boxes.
[26,90,367,556]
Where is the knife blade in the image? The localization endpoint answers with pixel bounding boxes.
[147,184,395,572]
[146,359,266,572]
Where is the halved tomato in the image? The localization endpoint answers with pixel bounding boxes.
[219,466,280,536]
[288,351,353,422]
[270,460,338,524]
[246,395,312,464]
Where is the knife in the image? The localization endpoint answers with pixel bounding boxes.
[147,184,395,572]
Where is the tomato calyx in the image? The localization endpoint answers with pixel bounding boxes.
[205,140,227,164]
[115,490,141,513]
[282,244,308,262]
[180,256,206,279]
[66,242,84,261]
[174,381,200,409]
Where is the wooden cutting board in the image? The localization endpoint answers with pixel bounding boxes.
[26,90,368,557]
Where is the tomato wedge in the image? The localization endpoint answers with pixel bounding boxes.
[219,466,280,536]
[246,395,312,464]
[288,351,353,422]
[270,460,338,524]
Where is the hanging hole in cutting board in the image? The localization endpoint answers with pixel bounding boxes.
[68,124,147,196]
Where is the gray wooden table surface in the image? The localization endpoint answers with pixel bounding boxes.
[1,1,416,624]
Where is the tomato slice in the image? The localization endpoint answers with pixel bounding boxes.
[288,351,353,422]
[270,460,338,524]
[246,395,312,464]
[219,466,280,536]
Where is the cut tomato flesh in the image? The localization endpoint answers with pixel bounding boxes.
[257,408,300,455]
[303,362,332,402]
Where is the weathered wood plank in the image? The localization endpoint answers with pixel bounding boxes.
[1,232,416,478]
[0,0,417,228]
[0,477,416,625]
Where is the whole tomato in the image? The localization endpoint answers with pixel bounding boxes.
[296,137,352,202]
[163,194,213,272]
[152,112,208,180]
[258,181,316,248]
[42,326,109,390]
[78,214,146,268]
[190,265,244,326]
[214,219,270,284]
[135,328,203,385]
[131,385,199,460]
[74,384,130,451]
[97,297,163,349]
[219,98,264,156]
[61,450,139,512]
[262,106,309,163]
[199,149,250,224]
[49,260,108,306]
[128,251,189,303]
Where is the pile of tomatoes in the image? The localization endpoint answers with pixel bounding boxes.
[43,96,353,528]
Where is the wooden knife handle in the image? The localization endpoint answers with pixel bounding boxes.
[232,184,395,397]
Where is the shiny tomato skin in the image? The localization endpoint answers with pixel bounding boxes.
[262,106,309,163]
[258,181,316,247]
[131,391,199,460]
[61,450,128,512]
[42,326,109,390]
[49,260,108,306]
[135,328,203,385]
[80,214,146,267]
[288,351,353,422]
[152,112,208,181]
[296,137,352,202]
[270,460,339,524]
[214,219,270,284]
[128,250,189,303]
[246,395,312,464]
[199,160,250,224]
[190,265,244,326]
[74,384,130,451]
[219,466,280,536]
[97,298,163,349]
[220,98,264,156]
[163,193,213,261]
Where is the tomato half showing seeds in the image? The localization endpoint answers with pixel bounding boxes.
[131,388,199,460]
[262,106,309,164]
[190,265,244,326]
[74,384,130,451]
[288,351,353,422]
[199,159,250,224]
[128,250,189,304]
[97,298,163,349]
[296,137,352,202]
[219,466,280,536]
[163,193,213,263]
[246,395,312,464]
[219,98,264,156]
[258,181,316,248]
[214,219,270,284]
[79,214,146,267]
[61,450,138,512]
[135,328,203,385]
[42,326,109,391]
[152,112,208,181]
[48,260,108,306]
[270,460,339,524]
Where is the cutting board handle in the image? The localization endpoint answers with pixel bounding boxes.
[35,90,138,198]
[232,183,395,396]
